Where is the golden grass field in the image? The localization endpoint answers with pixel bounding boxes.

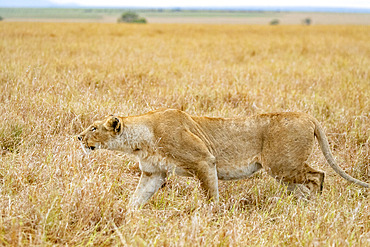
[0,22,369,246]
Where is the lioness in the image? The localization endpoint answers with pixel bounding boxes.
[77,109,369,208]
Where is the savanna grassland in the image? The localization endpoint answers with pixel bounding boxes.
[0,22,369,246]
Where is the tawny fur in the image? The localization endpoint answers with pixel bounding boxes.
[77,109,369,208]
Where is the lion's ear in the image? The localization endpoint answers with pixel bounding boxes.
[105,116,122,133]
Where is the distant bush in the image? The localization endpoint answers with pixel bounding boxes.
[270,19,279,25]
[302,18,312,25]
[118,11,147,24]
[0,16,3,21]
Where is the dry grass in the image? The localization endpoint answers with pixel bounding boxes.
[0,22,369,246]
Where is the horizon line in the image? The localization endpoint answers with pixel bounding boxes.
[1,5,370,12]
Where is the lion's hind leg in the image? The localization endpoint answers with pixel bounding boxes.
[275,163,325,199]
[282,182,311,198]
[302,165,325,194]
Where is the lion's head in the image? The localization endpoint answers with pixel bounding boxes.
[77,116,122,153]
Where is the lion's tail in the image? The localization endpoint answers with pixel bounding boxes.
[313,118,369,188]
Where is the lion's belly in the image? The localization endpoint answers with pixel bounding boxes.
[211,142,262,180]
[216,161,262,180]
[171,162,261,180]
[138,148,262,180]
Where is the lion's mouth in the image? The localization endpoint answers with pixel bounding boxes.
[79,142,95,155]
[79,142,102,155]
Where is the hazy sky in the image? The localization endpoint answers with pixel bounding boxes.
[50,0,370,8]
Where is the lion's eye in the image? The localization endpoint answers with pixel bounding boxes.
[91,127,96,132]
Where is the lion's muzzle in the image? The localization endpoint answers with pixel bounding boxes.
[76,135,96,153]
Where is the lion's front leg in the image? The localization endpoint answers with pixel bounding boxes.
[129,171,166,209]
[194,161,219,202]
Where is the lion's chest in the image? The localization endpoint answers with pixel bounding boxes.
[138,153,180,174]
